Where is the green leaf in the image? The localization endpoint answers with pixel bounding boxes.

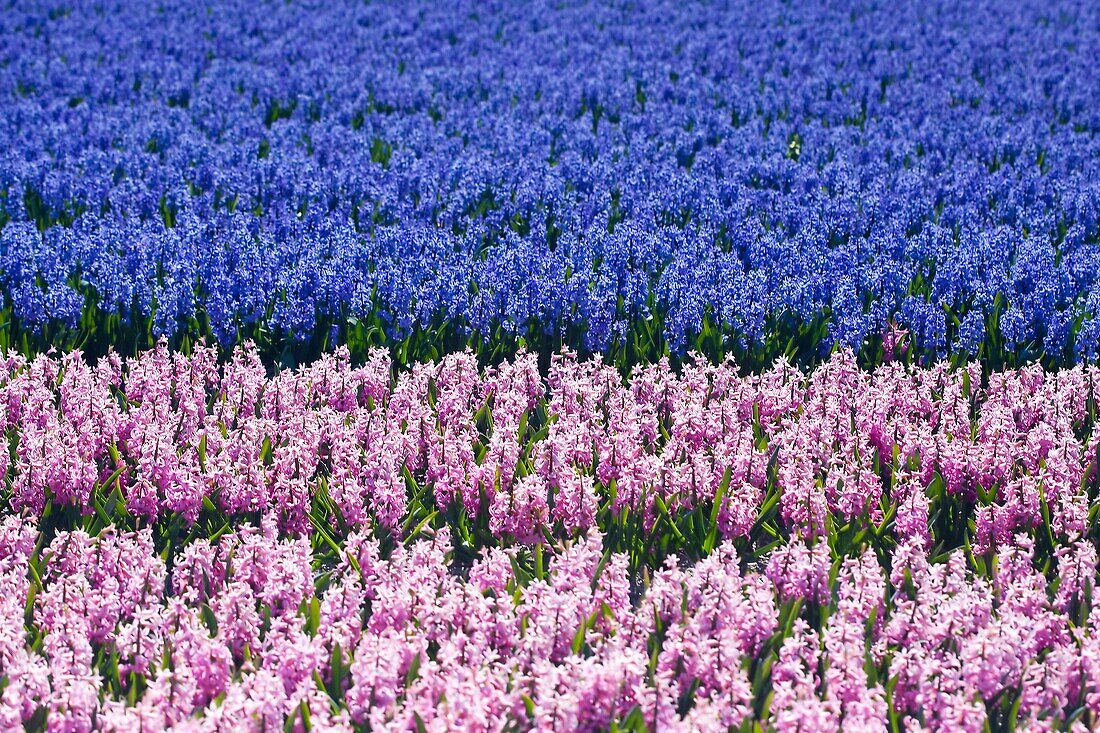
[405,652,422,687]
[308,597,320,635]
[533,543,545,581]
[704,465,733,554]
[571,620,586,655]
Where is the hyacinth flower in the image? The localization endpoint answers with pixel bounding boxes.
[3,515,1100,731]
[0,343,1099,573]
[0,344,1096,727]
[0,0,1099,366]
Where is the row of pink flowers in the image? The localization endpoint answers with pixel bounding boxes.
[2,343,1098,549]
[2,515,1097,731]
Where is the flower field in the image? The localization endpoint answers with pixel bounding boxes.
[2,0,1100,730]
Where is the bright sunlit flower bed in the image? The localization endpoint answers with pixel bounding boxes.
[2,0,1099,730]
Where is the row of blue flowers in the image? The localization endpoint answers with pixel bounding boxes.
[1,0,1099,365]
